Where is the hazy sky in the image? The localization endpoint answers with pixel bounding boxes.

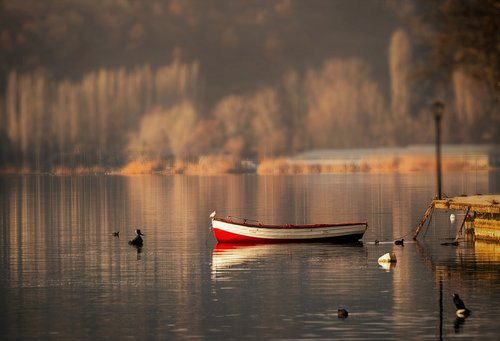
[170,0,401,101]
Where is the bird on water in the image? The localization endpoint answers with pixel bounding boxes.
[453,293,471,318]
[337,308,348,318]
[129,229,144,247]
[394,238,404,246]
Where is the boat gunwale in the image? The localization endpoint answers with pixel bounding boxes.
[214,217,368,230]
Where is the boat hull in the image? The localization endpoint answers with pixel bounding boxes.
[212,218,367,243]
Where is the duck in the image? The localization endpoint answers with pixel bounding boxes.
[337,308,348,318]
[112,231,120,237]
[453,293,471,318]
[394,238,404,246]
[129,229,144,247]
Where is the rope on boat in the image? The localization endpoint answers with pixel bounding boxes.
[371,227,418,244]
[369,232,411,244]
[394,230,414,241]
[227,215,261,224]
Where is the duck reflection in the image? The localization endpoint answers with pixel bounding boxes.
[454,316,466,333]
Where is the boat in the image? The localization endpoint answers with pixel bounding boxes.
[210,211,367,243]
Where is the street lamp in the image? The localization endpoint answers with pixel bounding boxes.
[432,101,444,200]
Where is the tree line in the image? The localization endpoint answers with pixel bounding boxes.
[1,47,496,172]
[1,0,499,172]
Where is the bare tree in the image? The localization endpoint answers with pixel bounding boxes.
[389,29,412,144]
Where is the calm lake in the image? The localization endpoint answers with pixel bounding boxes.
[1,172,500,340]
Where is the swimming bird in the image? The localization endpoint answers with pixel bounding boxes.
[129,229,144,247]
[394,238,404,246]
[112,231,120,237]
[337,308,348,318]
[453,293,471,317]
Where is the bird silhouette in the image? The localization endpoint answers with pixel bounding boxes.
[112,231,120,237]
[129,229,144,247]
[337,308,348,318]
[453,293,471,317]
[394,238,404,246]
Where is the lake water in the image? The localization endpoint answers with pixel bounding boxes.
[1,172,500,340]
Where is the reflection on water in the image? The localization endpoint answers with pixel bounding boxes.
[1,172,500,339]
[212,243,279,273]
[211,243,367,280]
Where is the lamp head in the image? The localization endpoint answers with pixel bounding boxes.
[432,101,444,121]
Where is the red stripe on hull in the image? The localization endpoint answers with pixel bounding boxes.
[213,228,268,243]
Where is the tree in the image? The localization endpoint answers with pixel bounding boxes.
[167,100,198,161]
[304,58,388,148]
[389,29,413,144]
[126,106,170,161]
[213,95,252,158]
[391,0,500,144]
[250,87,287,158]
[430,0,500,96]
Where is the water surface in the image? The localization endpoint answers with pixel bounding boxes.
[1,172,500,339]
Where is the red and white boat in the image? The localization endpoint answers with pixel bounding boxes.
[210,211,367,243]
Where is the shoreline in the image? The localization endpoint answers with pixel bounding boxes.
[0,159,495,176]
[1,145,498,176]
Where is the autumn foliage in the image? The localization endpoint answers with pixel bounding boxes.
[0,1,498,174]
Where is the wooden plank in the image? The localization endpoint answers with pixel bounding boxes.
[433,195,500,214]
[417,195,500,242]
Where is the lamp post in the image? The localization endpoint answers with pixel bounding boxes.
[432,101,444,200]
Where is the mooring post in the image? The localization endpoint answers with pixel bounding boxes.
[432,101,444,200]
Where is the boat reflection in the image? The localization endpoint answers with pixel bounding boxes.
[211,242,366,281]
[211,243,276,273]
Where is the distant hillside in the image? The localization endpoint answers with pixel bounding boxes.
[0,0,399,103]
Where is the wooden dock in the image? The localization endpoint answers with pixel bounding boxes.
[414,195,500,242]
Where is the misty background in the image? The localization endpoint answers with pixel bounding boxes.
[0,0,498,171]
